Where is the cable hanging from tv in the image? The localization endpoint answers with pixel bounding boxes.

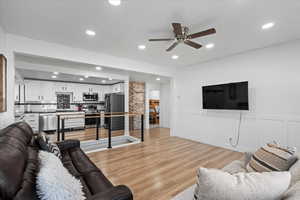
[229,111,242,148]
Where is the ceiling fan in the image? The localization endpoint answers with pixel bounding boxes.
[149,23,216,52]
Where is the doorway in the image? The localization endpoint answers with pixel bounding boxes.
[149,90,160,128]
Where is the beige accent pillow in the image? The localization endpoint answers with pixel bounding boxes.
[247,143,297,172]
[193,167,291,200]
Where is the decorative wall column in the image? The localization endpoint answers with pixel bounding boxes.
[129,82,145,130]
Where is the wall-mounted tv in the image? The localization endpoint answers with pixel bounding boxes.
[202,81,249,110]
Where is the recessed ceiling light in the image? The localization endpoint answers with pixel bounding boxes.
[108,77,113,81]
[205,43,215,49]
[138,45,146,50]
[85,29,96,36]
[84,75,89,78]
[108,0,121,6]
[262,22,275,30]
[102,80,107,83]
[53,72,59,75]
[96,66,102,71]
[172,55,179,60]
[51,75,57,79]
[79,78,84,81]
[156,77,161,81]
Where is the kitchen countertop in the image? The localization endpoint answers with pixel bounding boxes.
[15,110,105,118]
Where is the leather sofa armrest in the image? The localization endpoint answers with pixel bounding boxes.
[88,185,133,200]
[56,140,80,151]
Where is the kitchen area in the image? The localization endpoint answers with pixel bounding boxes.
[14,67,127,142]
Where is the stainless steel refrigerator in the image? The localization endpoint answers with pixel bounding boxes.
[105,93,125,131]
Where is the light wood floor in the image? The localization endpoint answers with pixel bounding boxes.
[70,128,243,200]
[50,128,126,142]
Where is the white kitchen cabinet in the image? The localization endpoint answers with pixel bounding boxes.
[25,81,43,101]
[15,84,20,102]
[73,83,83,102]
[24,80,121,103]
[25,80,56,102]
[93,85,103,101]
[54,82,70,93]
[24,113,39,132]
[112,83,124,93]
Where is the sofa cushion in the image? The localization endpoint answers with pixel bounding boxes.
[193,167,291,200]
[0,122,39,200]
[247,143,297,172]
[60,146,113,197]
[36,150,85,200]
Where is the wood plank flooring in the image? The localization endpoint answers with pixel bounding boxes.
[81,128,243,200]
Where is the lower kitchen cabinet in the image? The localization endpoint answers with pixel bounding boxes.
[24,113,39,133]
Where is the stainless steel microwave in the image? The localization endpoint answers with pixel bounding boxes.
[83,93,98,101]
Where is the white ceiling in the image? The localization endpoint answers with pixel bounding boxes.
[16,68,122,85]
[1,0,300,68]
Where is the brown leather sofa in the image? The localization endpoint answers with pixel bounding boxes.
[0,122,133,200]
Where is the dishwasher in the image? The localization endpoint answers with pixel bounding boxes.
[39,113,57,131]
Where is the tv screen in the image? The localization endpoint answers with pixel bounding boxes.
[202,81,249,110]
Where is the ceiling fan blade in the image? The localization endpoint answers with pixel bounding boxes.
[187,28,216,39]
[172,23,183,36]
[149,38,174,42]
[184,40,202,49]
[166,42,179,52]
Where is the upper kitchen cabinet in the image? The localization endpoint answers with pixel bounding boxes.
[53,82,74,93]
[25,80,54,102]
[73,83,83,102]
[112,83,124,93]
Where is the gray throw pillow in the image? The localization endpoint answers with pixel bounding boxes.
[37,132,62,160]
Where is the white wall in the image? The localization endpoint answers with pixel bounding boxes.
[0,26,15,128]
[160,83,171,128]
[149,90,160,100]
[173,40,300,152]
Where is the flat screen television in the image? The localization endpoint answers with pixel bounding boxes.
[202,81,249,110]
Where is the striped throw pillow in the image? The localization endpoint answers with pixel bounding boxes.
[246,143,297,172]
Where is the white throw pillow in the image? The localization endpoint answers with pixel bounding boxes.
[194,167,291,200]
[36,151,86,200]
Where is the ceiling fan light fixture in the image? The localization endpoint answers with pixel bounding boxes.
[108,0,121,6]
[172,55,179,60]
[205,43,215,49]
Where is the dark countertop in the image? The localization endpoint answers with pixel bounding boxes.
[23,109,105,114]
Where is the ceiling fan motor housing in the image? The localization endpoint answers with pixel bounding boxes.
[175,26,189,41]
